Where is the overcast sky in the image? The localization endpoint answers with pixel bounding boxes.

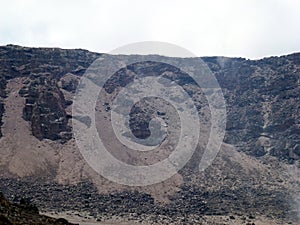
[1,0,300,59]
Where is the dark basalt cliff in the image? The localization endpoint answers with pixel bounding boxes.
[19,74,71,141]
[0,45,100,142]
[0,44,298,163]
[205,55,300,162]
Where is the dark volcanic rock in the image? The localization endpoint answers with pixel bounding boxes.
[59,73,79,93]
[0,192,76,225]
[0,178,294,223]
[0,76,6,138]
[0,103,4,138]
[0,45,298,163]
[201,56,300,162]
[0,45,299,224]
[19,74,71,141]
[0,44,101,142]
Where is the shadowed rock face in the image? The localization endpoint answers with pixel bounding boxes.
[0,44,100,142]
[19,74,71,141]
[0,76,6,138]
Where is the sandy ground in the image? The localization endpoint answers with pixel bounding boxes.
[42,211,151,225]
[42,211,296,225]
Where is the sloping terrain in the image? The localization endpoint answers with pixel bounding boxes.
[0,192,76,225]
[0,45,299,224]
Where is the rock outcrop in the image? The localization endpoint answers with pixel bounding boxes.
[19,73,72,141]
[0,76,6,138]
[0,192,76,225]
[204,55,300,163]
[0,44,100,141]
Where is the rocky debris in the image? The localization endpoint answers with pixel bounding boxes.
[0,177,296,223]
[0,192,77,225]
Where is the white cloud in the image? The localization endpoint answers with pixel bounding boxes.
[0,0,299,58]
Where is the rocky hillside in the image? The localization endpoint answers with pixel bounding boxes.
[0,45,100,142]
[208,55,300,162]
[0,192,76,225]
[0,45,298,162]
[0,45,299,224]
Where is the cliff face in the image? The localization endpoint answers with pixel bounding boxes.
[204,55,300,163]
[0,45,299,223]
[0,45,298,163]
[19,74,71,141]
[0,45,100,142]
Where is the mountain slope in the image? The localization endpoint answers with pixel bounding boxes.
[0,45,299,224]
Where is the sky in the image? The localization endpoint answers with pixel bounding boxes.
[0,0,300,59]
